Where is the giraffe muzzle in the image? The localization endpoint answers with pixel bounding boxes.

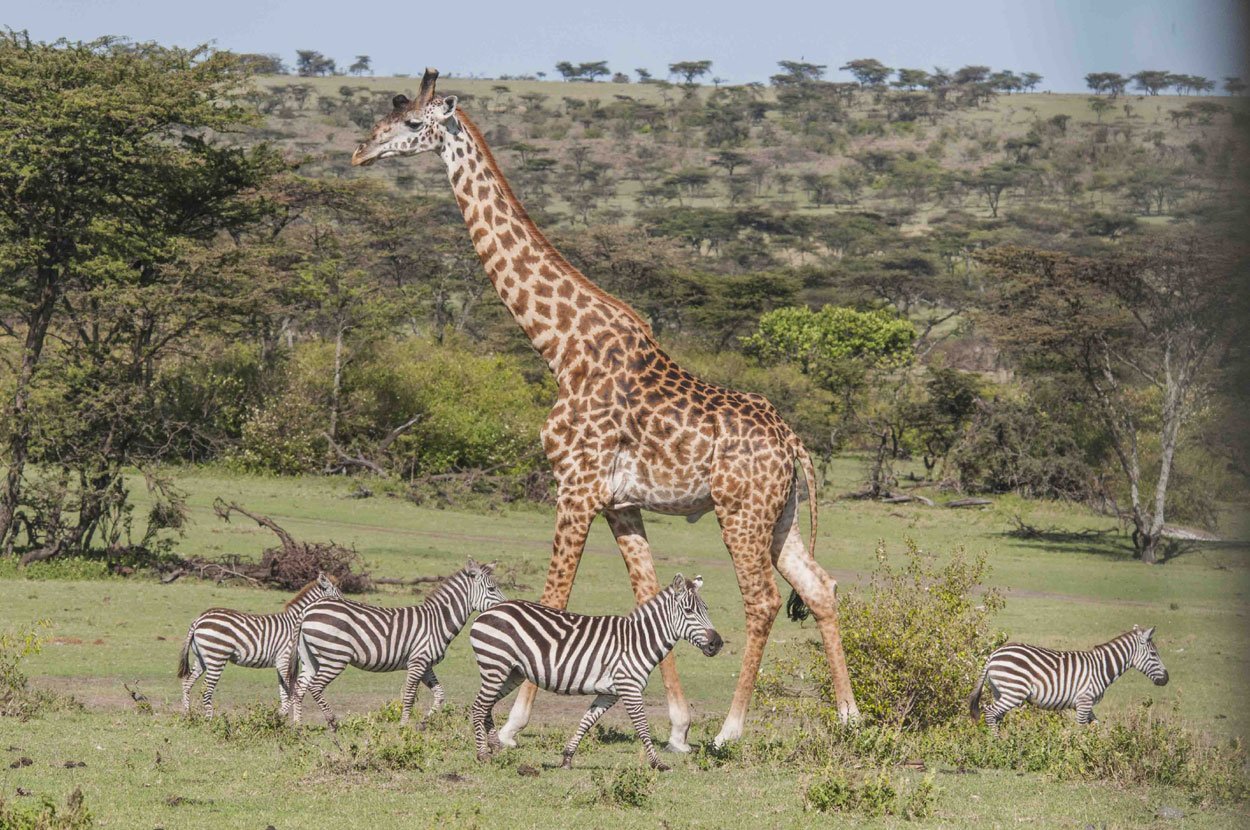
[351,144,377,167]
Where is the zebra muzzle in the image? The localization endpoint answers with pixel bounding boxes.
[701,630,723,657]
[1154,670,1169,686]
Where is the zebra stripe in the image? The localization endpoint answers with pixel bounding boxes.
[469,573,723,770]
[177,573,342,717]
[970,625,1170,735]
[286,559,505,728]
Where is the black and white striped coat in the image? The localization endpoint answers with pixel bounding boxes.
[469,574,722,770]
[285,559,505,728]
[177,573,341,716]
[970,625,1170,735]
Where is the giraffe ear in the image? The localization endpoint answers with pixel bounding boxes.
[392,94,410,111]
[441,96,461,135]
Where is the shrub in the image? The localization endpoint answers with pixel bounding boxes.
[0,621,75,720]
[765,539,1004,728]
[590,766,657,808]
[803,768,932,817]
[0,787,92,830]
[207,704,299,746]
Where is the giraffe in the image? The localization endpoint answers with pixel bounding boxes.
[351,69,859,749]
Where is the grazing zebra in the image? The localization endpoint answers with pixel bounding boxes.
[285,558,505,728]
[970,625,1170,735]
[177,573,341,716]
[469,574,722,770]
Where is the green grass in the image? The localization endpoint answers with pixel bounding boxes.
[2,467,1248,827]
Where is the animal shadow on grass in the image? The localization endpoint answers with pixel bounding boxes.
[1000,517,1135,561]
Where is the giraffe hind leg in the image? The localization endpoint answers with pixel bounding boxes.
[605,506,691,753]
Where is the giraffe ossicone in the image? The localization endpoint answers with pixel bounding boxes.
[352,67,861,749]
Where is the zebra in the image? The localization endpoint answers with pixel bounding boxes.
[284,558,506,728]
[469,573,722,771]
[177,572,342,717]
[970,625,1170,735]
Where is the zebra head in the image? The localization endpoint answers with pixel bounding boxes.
[315,572,343,600]
[1130,625,1169,686]
[667,574,723,657]
[465,559,507,612]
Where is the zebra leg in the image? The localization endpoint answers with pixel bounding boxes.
[621,686,668,771]
[472,672,508,761]
[498,494,597,748]
[561,694,618,769]
[305,669,342,731]
[399,656,429,727]
[420,666,445,716]
[1076,698,1097,726]
[180,653,204,715]
[606,507,691,753]
[274,646,292,712]
[200,659,227,719]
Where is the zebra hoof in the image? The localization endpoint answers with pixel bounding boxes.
[651,760,672,772]
[560,756,573,770]
[476,751,491,763]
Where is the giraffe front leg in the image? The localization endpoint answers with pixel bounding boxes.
[713,510,782,747]
[499,493,597,748]
[621,686,668,771]
[562,694,617,769]
[606,507,691,753]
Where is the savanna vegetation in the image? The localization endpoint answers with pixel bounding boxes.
[1,34,1248,829]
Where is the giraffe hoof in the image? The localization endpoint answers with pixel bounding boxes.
[664,738,691,754]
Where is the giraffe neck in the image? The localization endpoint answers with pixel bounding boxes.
[438,112,652,375]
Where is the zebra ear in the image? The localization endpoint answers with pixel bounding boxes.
[482,560,498,574]
[670,573,686,592]
[691,575,704,592]
[1144,626,1156,641]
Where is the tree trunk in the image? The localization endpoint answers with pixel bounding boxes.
[0,270,61,554]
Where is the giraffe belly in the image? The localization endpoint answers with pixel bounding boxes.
[605,450,713,516]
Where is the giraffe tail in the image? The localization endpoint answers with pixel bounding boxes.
[785,437,820,623]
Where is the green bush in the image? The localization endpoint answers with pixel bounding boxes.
[803,768,933,817]
[0,621,75,720]
[590,766,658,809]
[0,787,92,830]
[765,539,1004,728]
[207,704,299,746]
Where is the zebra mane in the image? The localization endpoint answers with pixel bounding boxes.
[627,584,678,618]
[424,568,470,605]
[283,576,333,610]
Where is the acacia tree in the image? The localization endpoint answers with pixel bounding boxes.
[669,60,712,85]
[0,34,286,557]
[980,234,1241,563]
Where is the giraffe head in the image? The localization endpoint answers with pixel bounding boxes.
[351,67,460,167]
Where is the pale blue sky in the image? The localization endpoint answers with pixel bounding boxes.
[4,0,1247,91]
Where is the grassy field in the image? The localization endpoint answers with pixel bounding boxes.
[2,465,1248,828]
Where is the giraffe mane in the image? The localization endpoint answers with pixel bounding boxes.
[453,109,656,340]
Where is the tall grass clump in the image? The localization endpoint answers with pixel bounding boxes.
[0,621,77,719]
[0,786,92,829]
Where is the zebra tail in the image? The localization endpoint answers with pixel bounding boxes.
[969,665,988,721]
[786,436,819,623]
[177,629,193,679]
[283,628,302,695]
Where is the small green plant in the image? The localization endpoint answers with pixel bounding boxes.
[591,766,658,808]
[0,786,92,829]
[320,723,442,774]
[803,768,855,813]
[692,739,741,770]
[207,704,298,745]
[901,774,938,820]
